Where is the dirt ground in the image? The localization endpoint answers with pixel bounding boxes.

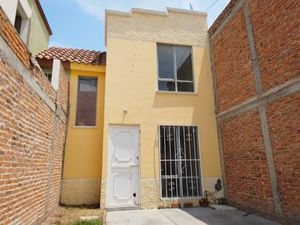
[42,206,104,225]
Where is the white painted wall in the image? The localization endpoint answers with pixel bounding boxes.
[19,0,32,18]
[0,0,19,24]
[51,59,61,91]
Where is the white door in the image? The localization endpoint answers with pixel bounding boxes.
[107,125,139,208]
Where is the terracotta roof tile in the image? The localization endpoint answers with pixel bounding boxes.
[36,47,106,65]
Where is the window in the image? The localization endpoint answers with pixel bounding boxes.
[159,126,202,198]
[44,72,52,82]
[14,11,22,34]
[157,44,194,92]
[13,3,30,44]
[76,77,98,126]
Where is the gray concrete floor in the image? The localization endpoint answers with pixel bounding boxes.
[106,207,281,225]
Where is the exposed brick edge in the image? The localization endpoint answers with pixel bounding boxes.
[208,0,241,35]
[0,7,31,68]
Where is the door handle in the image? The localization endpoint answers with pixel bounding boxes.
[130,164,138,167]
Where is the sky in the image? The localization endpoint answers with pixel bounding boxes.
[40,0,230,51]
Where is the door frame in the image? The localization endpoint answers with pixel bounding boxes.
[106,124,141,208]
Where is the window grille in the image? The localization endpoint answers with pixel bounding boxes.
[159,125,202,198]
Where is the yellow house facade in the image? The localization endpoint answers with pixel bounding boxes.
[100,8,223,209]
[36,48,106,205]
[61,63,106,205]
[36,7,223,209]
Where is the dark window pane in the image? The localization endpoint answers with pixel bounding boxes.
[182,178,188,197]
[192,127,199,159]
[176,46,193,81]
[195,178,202,196]
[157,44,174,79]
[158,81,175,91]
[165,126,176,160]
[177,82,194,92]
[162,178,167,197]
[161,161,166,175]
[14,12,22,34]
[76,77,97,126]
[45,72,52,82]
[160,126,166,160]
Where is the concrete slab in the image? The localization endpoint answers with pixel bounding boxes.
[106,207,280,225]
[179,208,281,225]
[106,209,174,225]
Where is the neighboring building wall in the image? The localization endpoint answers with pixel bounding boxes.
[27,0,50,55]
[0,0,31,26]
[61,63,105,206]
[102,8,222,209]
[0,8,68,225]
[209,0,300,223]
[0,0,32,45]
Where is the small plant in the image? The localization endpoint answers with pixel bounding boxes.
[68,219,102,225]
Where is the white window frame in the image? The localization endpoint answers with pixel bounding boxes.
[158,125,203,199]
[14,0,31,44]
[157,44,195,93]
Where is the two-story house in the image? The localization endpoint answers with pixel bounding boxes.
[36,7,223,210]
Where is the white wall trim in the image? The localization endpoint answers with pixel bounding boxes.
[51,59,61,91]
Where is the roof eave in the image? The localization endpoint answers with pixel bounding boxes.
[34,0,53,35]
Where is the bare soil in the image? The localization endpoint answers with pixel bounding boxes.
[42,206,103,225]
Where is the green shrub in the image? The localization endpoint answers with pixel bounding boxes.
[68,219,102,225]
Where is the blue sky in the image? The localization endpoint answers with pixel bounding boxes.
[40,0,230,51]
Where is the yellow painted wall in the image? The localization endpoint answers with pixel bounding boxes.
[102,38,221,180]
[27,0,50,55]
[63,63,105,179]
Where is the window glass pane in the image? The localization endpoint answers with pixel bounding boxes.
[161,178,167,197]
[14,12,22,34]
[177,82,194,92]
[192,126,199,159]
[157,44,174,79]
[160,127,166,160]
[76,77,97,126]
[176,46,193,81]
[158,81,175,91]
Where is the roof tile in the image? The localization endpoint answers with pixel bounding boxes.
[36,47,106,65]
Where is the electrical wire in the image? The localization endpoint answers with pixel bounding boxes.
[206,0,219,11]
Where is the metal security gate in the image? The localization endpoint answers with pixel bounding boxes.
[159,125,202,198]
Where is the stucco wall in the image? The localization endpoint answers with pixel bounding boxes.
[102,8,222,209]
[106,8,208,47]
[27,0,49,55]
[61,63,105,206]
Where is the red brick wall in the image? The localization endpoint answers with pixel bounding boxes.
[248,0,300,91]
[0,8,69,225]
[266,93,300,219]
[210,0,300,222]
[220,110,275,214]
[212,8,256,112]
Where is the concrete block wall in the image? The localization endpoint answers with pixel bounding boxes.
[209,0,300,223]
[0,8,69,225]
